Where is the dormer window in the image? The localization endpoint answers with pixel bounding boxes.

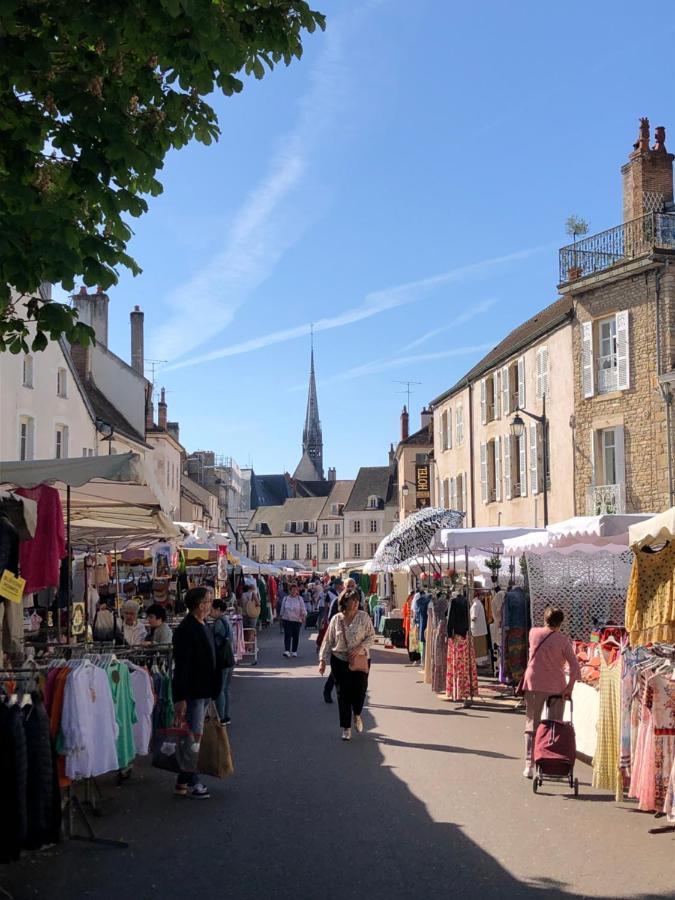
[367,495,380,509]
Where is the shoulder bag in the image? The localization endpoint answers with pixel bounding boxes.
[515,630,556,697]
[341,615,370,674]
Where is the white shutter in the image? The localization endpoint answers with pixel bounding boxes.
[616,311,630,390]
[502,366,510,416]
[480,379,487,425]
[518,356,526,408]
[504,434,512,499]
[456,406,463,444]
[582,321,595,398]
[494,436,502,502]
[494,372,501,419]
[480,442,488,503]
[590,429,596,486]
[447,410,453,449]
[519,434,528,497]
[450,477,457,509]
[615,425,625,484]
[530,423,539,495]
[542,346,549,397]
[462,473,468,519]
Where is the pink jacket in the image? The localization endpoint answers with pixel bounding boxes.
[522,627,581,695]
[16,485,66,594]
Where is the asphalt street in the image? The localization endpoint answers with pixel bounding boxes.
[1,628,673,900]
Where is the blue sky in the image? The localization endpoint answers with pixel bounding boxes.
[96,0,675,478]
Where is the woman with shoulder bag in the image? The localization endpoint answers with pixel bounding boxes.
[280,583,307,658]
[521,606,581,779]
[319,589,376,741]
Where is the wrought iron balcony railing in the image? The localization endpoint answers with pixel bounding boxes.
[560,212,675,284]
[586,483,626,516]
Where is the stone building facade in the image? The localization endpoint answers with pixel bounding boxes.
[560,118,675,515]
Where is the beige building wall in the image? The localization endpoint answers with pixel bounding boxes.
[432,385,472,523]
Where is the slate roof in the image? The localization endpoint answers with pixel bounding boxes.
[430,296,574,408]
[293,450,322,482]
[246,496,327,537]
[319,480,355,517]
[344,466,396,512]
[294,479,334,499]
[181,474,215,509]
[80,378,149,447]
[250,473,292,508]
[398,423,432,448]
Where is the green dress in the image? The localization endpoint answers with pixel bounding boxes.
[106,662,138,770]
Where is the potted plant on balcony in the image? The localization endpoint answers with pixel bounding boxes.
[565,214,589,280]
[484,553,502,585]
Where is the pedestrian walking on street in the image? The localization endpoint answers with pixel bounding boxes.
[172,587,221,799]
[520,606,581,779]
[241,581,261,630]
[280,583,307,658]
[319,589,375,741]
[211,599,235,725]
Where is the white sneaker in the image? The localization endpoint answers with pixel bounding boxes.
[341,728,352,741]
[283,651,291,658]
[353,715,364,733]
[291,652,298,657]
[523,764,534,779]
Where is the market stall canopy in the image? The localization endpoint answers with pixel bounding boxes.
[0,453,181,550]
[435,525,545,553]
[228,550,281,575]
[502,514,653,556]
[276,560,305,572]
[371,507,465,572]
[628,507,675,549]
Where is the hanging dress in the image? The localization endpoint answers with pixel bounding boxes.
[431,594,449,694]
[446,595,478,701]
[592,654,623,800]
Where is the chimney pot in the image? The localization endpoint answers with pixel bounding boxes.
[130,305,145,376]
[400,405,409,442]
[622,116,675,221]
[158,386,168,430]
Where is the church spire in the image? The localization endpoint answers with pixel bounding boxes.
[293,327,324,482]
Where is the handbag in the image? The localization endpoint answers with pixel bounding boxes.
[151,725,199,774]
[514,630,555,697]
[197,703,235,779]
[341,616,370,674]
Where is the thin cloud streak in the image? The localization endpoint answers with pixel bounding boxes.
[149,10,356,362]
[165,244,545,372]
[399,297,499,352]
[319,343,495,386]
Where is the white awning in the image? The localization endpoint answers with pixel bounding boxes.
[436,525,545,552]
[629,507,675,549]
[503,514,653,555]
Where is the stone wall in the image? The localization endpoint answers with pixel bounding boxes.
[571,261,672,514]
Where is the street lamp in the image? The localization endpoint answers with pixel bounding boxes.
[509,395,549,527]
[401,480,416,498]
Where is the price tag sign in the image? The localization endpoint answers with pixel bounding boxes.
[0,570,26,604]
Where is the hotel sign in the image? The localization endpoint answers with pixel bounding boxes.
[415,464,431,508]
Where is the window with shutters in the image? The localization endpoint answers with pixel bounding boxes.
[486,439,497,503]
[592,427,625,486]
[483,377,497,422]
[493,371,501,419]
[22,354,34,388]
[446,409,453,449]
[456,405,464,445]
[536,347,549,400]
[353,543,361,559]
[529,424,540,494]
[441,410,449,450]
[503,434,512,499]
[293,543,300,560]
[443,478,449,508]
[517,433,528,497]
[456,473,464,512]
[450,476,457,509]
[55,424,69,459]
[502,366,511,417]
[305,543,312,560]
[321,543,328,560]
[480,442,488,503]
[517,357,526,408]
[584,312,630,396]
[19,416,35,460]
[334,543,341,559]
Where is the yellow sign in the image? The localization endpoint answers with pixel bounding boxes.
[0,570,26,604]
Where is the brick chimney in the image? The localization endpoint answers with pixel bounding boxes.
[72,285,109,346]
[145,385,154,431]
[130,305,144,376]
[622,118,674,221]
[158,387,168,430]
[400,405,409,441]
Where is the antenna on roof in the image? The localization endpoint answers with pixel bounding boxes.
[394,380,422,410]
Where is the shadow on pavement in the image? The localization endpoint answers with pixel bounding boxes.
[1,630,672,900]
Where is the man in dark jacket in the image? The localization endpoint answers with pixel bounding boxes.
[172,587,220,798]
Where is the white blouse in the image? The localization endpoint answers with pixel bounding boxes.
[320,611,376,664]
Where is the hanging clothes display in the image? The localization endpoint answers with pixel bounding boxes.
[15,485,66,595]
[0,690,61,863]
[106,661,138,770]
[0,510,23,661]
[430,592,449,694]
[592,652,623,800]
[414,591,431,668]
[445,593,478,701]
[58,662,119,780]
[625,543,675,647]
[501,586,528,685]
[470,597,489,661]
